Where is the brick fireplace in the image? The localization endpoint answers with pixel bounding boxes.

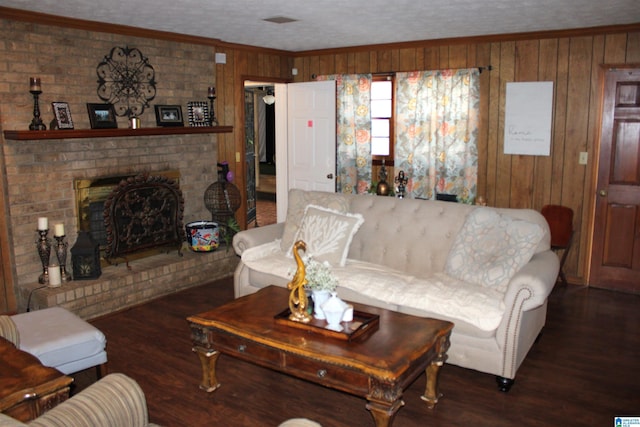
[2,132,238,319]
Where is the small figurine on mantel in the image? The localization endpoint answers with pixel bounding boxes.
[395,170,408,199]
[376,161,390,196]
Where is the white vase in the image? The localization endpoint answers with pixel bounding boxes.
[311,290,331,319]
[321,292,348,332]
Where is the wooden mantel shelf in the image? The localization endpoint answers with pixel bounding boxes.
[3,126,233,141]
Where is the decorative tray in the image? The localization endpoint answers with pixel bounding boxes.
[274,308,379,341]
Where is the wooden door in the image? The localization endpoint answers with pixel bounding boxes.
[590,67,640,293]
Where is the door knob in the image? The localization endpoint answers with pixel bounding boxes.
[326,173,333,179]
[598,189,607,197]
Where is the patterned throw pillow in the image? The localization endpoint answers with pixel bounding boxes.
[290,205,364,267]
[280,189,351,253]
[445,208,544,293]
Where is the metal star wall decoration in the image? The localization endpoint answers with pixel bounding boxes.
[96,46,157,118]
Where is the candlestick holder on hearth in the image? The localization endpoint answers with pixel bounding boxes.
[36,229,51,284]
[29,89,46,131]
[54,235,72,282]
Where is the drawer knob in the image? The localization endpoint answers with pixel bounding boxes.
[238,344,247,352]
[317,369,327,378]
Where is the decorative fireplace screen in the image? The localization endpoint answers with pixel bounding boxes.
[103,173,184,260]
[74,170,184,262]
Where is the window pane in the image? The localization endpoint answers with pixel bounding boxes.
[371,137,389,156]
[371,119,389,137]
[371,81,392,100]
[371,100,391,117]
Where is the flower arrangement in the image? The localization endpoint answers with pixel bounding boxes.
[303,256,338,292]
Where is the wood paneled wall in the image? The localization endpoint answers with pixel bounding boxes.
[213,47,293,228]
[288,29,640,284]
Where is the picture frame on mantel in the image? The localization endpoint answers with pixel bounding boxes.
[187,101,209,127]
[154,105,184,127]
[87,103,117,129]
[51,102,74,130]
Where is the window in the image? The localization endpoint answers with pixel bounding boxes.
[370,76,394,164]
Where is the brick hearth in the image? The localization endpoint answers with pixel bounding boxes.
[19,247,238,320]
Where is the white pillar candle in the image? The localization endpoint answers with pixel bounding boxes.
[37,217,48,230]
[48,264,62,287]
[29,77,42,92]
[54,223,65,237]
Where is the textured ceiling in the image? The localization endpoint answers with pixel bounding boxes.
[1,0,639,51]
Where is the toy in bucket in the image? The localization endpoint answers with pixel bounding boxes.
[185,221,219,252]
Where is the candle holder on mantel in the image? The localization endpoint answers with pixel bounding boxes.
[54,235,72,282]
[29,77,46,131]
[207,86,217,126]
[36,229,51,284]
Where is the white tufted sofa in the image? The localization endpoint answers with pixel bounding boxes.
[233,189,559,391]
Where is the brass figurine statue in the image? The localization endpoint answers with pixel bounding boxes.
[287,240,312,323]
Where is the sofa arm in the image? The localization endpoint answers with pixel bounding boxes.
[503,250,560,312]
[30,373,154,427]
[232,223,284,255]
[495,250,559,379]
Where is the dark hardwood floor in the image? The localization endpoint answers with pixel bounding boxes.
[81,278,639,427]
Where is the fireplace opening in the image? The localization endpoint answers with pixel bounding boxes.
[74,170,183,262]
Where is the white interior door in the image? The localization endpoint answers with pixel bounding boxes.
[275,80,336,222]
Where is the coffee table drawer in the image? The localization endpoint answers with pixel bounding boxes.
[284,355,370,395]
[213,333,282,366]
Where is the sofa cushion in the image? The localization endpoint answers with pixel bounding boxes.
[289,205,364,267]
[445,208,544,293]
[336,262,505,333]
[280,189,351,254]
[241,243,505,333]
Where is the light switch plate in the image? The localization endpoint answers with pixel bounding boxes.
[579,152,588,165]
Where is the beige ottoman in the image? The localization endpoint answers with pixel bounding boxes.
[10,307,107,376]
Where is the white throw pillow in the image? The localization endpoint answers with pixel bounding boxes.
[280,189,351,253]
[445,208,544,293]
[289,204,364,267]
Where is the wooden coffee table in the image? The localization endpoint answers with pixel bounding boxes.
[187,285,453,427]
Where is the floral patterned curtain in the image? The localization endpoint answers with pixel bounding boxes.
[317,74,372,194]
[395,69,480,203]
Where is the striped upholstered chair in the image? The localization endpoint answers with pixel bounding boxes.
[0,373,160,427]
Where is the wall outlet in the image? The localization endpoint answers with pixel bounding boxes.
[579,152,588,165]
